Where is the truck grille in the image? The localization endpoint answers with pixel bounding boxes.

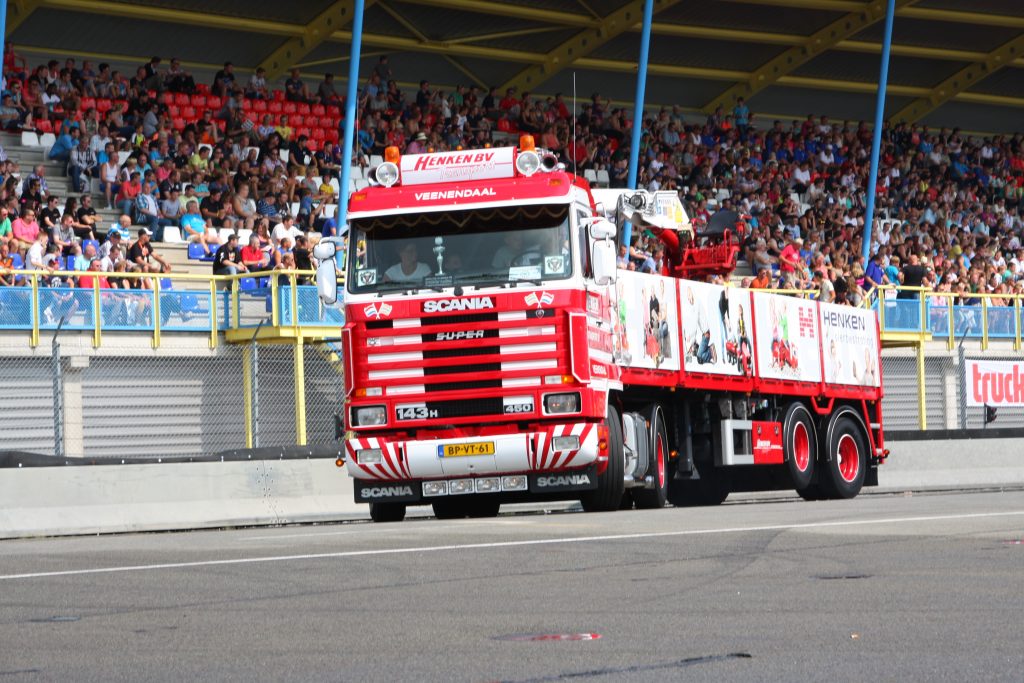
[357,307,564,404]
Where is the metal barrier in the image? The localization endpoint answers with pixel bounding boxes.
[872,286,1023,350]
[0,269,343,347]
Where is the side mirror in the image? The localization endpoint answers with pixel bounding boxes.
[592,240,617,286]
[313,240,338,262]
[316,259,339,306]
[590,219,616,241]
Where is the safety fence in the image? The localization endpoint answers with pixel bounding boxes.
[871,286,1024,349]
[0,269,342,347]
[0,338,345,459]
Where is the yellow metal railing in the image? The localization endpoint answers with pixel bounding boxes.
[0,268,333,348]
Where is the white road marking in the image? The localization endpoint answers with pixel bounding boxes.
[2,510,1022,581]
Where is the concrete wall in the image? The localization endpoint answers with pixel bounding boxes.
[1,437,1022,539]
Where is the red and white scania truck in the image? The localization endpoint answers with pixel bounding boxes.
[314,137,887,522]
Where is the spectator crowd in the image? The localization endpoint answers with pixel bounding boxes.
[1,45,1023,325]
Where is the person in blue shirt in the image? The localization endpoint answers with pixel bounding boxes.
[48,127,79,162]
[733,97,750,139]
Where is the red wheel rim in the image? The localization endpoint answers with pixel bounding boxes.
[837,433,859,483]
[656,433,666,488]
[793,421,810,473]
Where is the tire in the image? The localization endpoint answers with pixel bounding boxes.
[432,499,468,520]
[783,403,816,493]
[369,502,406,523]
[819,415,867,499]
[633,407,669,510]
[466,499,501,518]
[581,405,625,512]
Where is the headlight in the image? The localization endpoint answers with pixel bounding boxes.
[516,151,540,176]
[352,405,386,426]
[551,436,580,451]
[627,192,648,211]
[374,162,400,187]
[544,393,580,414]
[357,448,383,464]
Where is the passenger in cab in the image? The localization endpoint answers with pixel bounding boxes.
[384,242,432,282]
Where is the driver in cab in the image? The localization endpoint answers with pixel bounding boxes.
[384,242,432,282]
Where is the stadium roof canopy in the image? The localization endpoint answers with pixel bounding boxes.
[8,0,1024,134]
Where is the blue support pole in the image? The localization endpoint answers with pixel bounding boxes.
[0,0,8,91]
[862,0,896,264]
[336,0,365,268]
[621,0,654,250]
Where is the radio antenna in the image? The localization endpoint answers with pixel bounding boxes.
[572,71,577,177]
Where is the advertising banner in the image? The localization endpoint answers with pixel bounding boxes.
[820,304,881,387]
[399,147,516,186]
[751,292,822,384]
[613,271,679,371]
[965,359,1024,407]
[679,281,754,377]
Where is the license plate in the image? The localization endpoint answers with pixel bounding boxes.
[438,442,495,458]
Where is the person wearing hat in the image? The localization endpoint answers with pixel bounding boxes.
[407,131,428,155]
[128,227,171,276]
[212,232,248,276]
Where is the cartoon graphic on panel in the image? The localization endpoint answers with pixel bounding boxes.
[615,272,679,371]
[681,281,753,377]
[751,291,823,383]
[820,305,880,387]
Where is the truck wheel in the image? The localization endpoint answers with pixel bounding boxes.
[432,500,467,519]
[819,416,867,499]
[581,405,625,512]
[633,408,669,510]
[783,403,816,493]
[369,502,406,523]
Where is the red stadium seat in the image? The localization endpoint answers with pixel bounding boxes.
[196,83,210,94]
[268,101,283,114]
[321,117,335,129]
[182,106,197,119]
[80,97,96,111]
[282,102,297,114]
[207,95,222,110]
[311,104,325,116]
[36,119,53,133]
[167,104,180,117]
[172,117,186,131]
[252,99,267,112]
[326,105,340,117]
[191,94,207,108]
[272,90,285,102]
[147,90,157,98]
[159,92,173,105]
[95,98,112,113]
[174,93,190,106]
[325,129,339,143]
[311,128,326,141]
[291,115,304,127]
[306,138,319,152]
[296,127,312,138]
[297,103,310,115]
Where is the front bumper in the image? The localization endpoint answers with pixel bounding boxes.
[352,464,599,504]
[346,422,600,481]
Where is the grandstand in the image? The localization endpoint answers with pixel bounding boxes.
[1,0,1024,457]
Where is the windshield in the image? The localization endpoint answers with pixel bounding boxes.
[347,205,573,294]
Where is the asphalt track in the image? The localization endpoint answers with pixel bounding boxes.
[2,489,1023,682]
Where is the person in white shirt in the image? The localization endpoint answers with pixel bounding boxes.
[384,242,432,283]
[271,215,304,245]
